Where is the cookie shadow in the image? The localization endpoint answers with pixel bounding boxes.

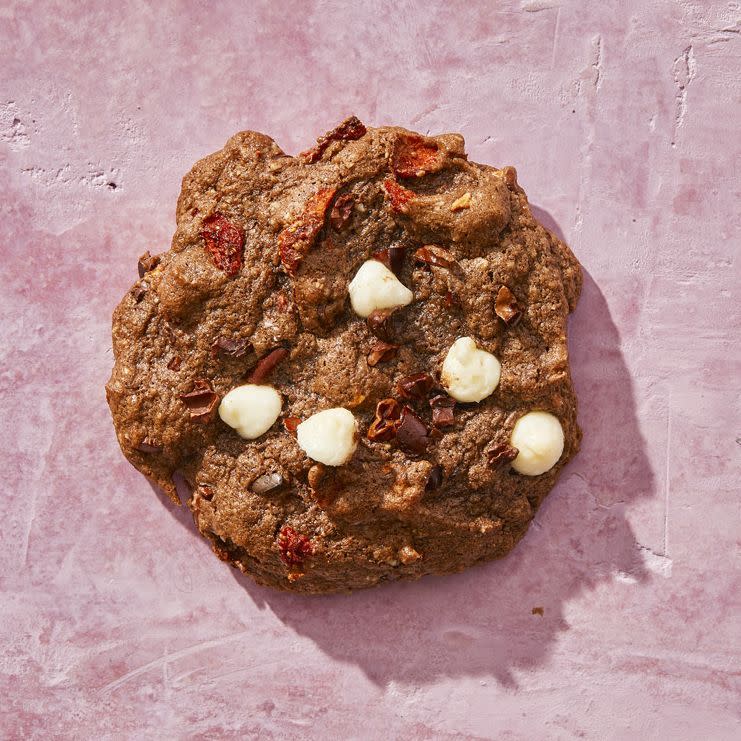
[156,207,657,687]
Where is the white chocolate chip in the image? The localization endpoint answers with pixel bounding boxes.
[510,411,564,476]
[441,337,501,402]
[296,407,358,466]
[348,259,413,318]
[218,384,282,440]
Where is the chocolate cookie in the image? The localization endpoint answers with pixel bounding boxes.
[106,117,582,593]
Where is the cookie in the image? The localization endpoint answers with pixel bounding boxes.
[106,116,582,593]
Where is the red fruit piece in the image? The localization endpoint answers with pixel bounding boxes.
[278,187,337,275]
[392,134,443,178]
[283,416,300,435]
[278,526,314,567]
[201,214,244,277]
[383,178,415,214]
[300,115,367,164]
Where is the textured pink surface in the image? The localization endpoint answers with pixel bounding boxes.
[2,1,740,738]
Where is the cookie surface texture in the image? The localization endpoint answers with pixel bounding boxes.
[106,117,583,593]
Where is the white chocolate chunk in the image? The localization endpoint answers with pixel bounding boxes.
[296,407,358,466]
[510,411,564,476]
[441,337,501,402]
[218,384,282,440]
[348,259,413,318]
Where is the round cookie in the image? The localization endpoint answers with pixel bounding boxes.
[106,117,583,593]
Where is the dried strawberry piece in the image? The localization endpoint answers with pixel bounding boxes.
[392,133,443,178]
[201,213,244,277]
[367,398,403,442]
[414,245,456,269]
[430,394,455,428]
[495,285,522,326]
[396,406,430,454]
[487,443,519,468]
[383,178,415,213]
[329,193,354,231]
[278,187,337,276]
[283,416,300,435]
[367,341,399,366]
[248,347,289,384]
[396,372,434,401]
[278,526,314,567]
[300,115,367,163]
[180,379,219,422]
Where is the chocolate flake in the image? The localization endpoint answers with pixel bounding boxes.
[396,406,430,454]
[167,355,182,371]
[248,347,289,384]
[179,379,219,421]
[367,341,399,366]
[495,285,522,326]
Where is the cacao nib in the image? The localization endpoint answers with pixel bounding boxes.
[486,443,519,468]
[367,341,399,366]
[396,406,430,454]
[179,379,219,421]
[396,372,434,401]
[495,285,522,326]
[248,347,289,384]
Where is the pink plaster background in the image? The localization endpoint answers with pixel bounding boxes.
[1,1,740,738]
